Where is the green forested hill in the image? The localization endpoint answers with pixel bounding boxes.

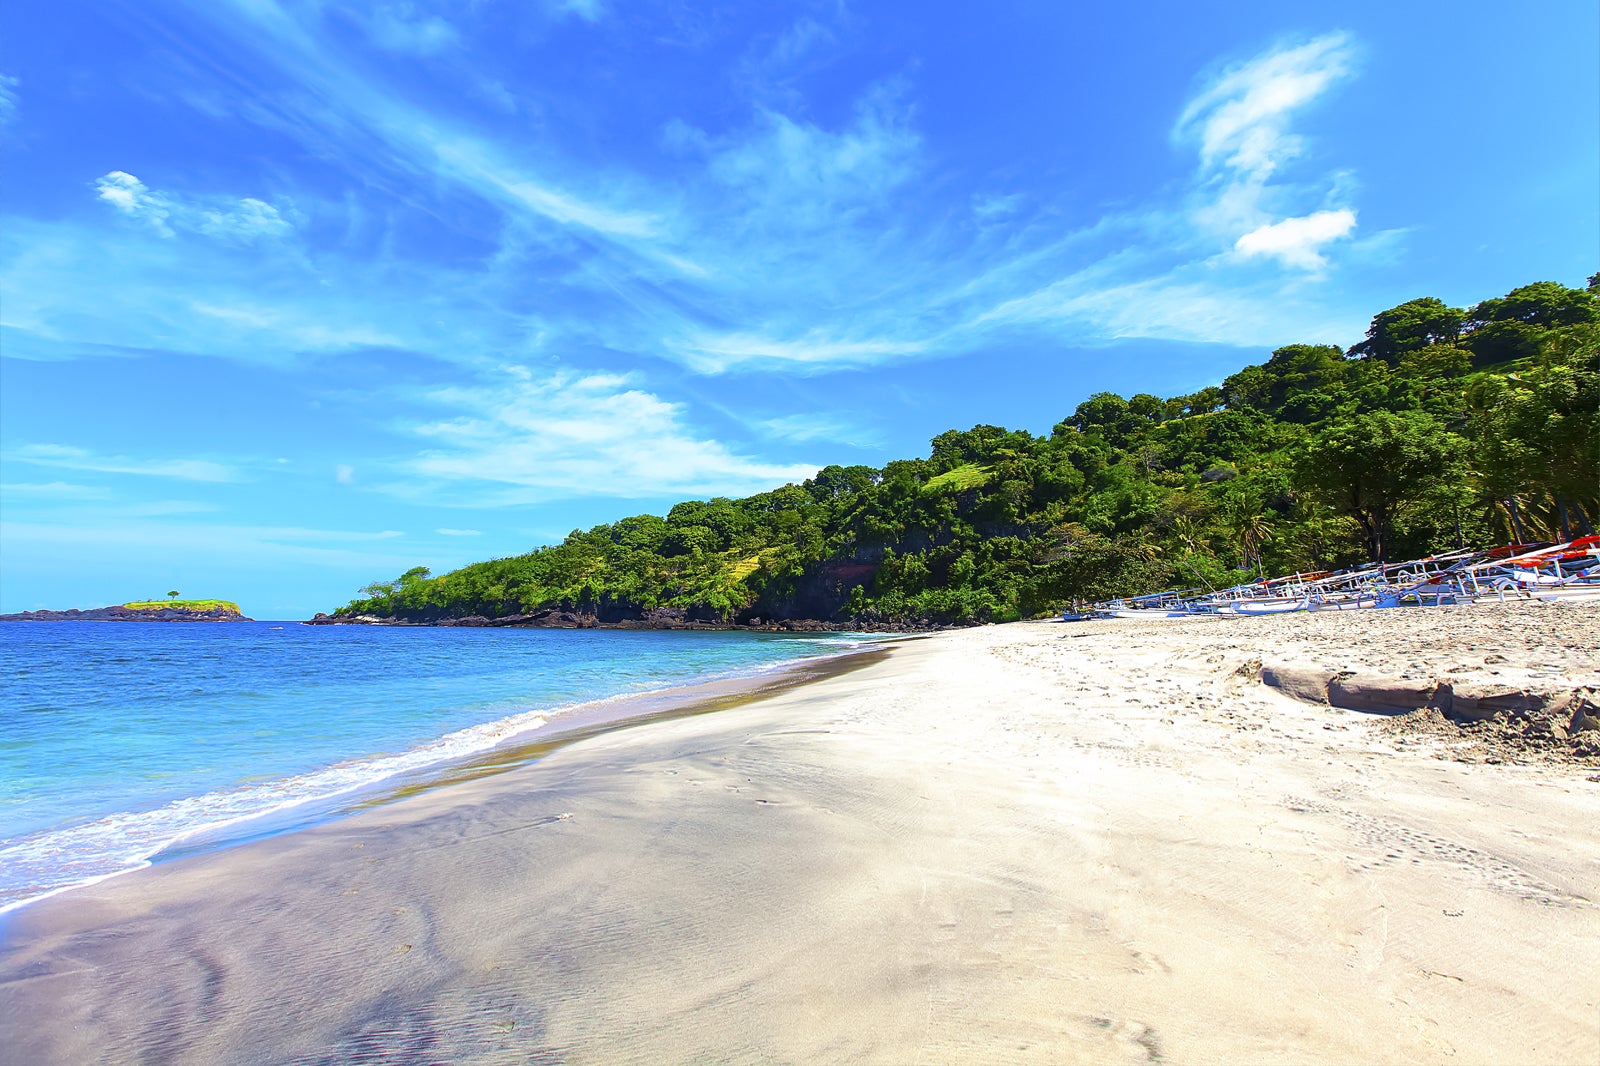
[334,278,1599,626]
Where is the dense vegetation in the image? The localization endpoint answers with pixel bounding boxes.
[337,278,1599,626]
[124,599,243,613]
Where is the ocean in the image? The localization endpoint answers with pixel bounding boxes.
[0,621,877,912]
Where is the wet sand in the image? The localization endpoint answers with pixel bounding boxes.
[3,602,1597,1063]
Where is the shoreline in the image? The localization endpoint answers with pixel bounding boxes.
[0,634,903,920]
[304,610,954,633]
[3,603,1596,1063]
[342,638,901,811]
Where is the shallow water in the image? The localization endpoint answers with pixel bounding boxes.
[0,621,874,910]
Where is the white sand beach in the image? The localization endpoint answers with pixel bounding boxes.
[3,601,1597,1064]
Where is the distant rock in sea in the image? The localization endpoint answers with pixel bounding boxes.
[1,601,253,622]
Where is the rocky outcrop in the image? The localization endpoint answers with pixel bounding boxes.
[1,604,253,622]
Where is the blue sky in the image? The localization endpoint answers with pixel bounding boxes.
[2,0,1595,617]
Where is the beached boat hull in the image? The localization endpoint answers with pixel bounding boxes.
[1225,598,1310,615]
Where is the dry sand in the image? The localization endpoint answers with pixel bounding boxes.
[3,601,1597,1064]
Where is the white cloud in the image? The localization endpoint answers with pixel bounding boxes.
[1,519,411,565]
[767,17,831,69]
[973,193,1022,224]
[96,171,173,237]
[703,88,920,226]
[335,464,356,485]
[1176,33,1356,181]
[642,85,932,372]
[430,139,663,240]
[733,16,839,108]
[672,331,925,374]
[0,481,112,499]
[1174,34,1359,242]
[158,3,653,250]
[365,4,459,54]
[20,13,1384,399]
[759,414,882,448]
[0,73,19,124]
[190,301,400,349]
[11,444,237,482]
[401,366,815,502]
[1010,274,1359,348]
[113,500,224,518]
[1234,208,1357,270]
[554,0,604,22]
[199,198,293,240]
[266,527,404,541]
[435,527,481,536]
[94,171,294,243]
[971,34,1370,347]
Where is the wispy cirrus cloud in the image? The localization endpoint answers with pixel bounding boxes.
[361,3,460,54]
[648,34,1371,366]
[10,444,239,482]
[970,33,1370,344]
[758,413,884,448]
[174,0,663,253]
[0,214,436,364]
[21,12,1376,387]
[1177,33,1357,182]
[398,365,816,503]
[552,0,604,24]
[1,519,411,564]
[1175,32,1361,245]
[3,13,1385,516]
[0,481,113,499]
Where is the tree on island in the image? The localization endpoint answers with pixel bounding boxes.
[167,590,180,600]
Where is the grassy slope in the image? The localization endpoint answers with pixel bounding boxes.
[122,599,243,613]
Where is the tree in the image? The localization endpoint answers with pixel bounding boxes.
[1462,320,1542,368]
[1486,331,1599,538]
[805,464,878,501]
[1261,344,1347,405]
[1224,494,1275,577]
[1468,281,1599,331]
[1297,411,1463,562]
[1348,298,1464,366]
[1065,393,1145,448]
[1168,514,1207,555]
[167,590,180,600]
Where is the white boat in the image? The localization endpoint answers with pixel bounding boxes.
[1228,596,1311,615]
[1073,540,1598,620]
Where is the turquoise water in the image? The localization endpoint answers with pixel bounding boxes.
[0,622,874,911]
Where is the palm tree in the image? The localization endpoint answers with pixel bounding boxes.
[1224,495,1275,578]
[1169,515,1207,555]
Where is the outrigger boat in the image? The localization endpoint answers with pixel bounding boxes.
[1060,538,1599,620]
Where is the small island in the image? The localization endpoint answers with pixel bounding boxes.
[1,599,253,622]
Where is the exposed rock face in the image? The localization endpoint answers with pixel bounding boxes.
[0,605,253,622]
